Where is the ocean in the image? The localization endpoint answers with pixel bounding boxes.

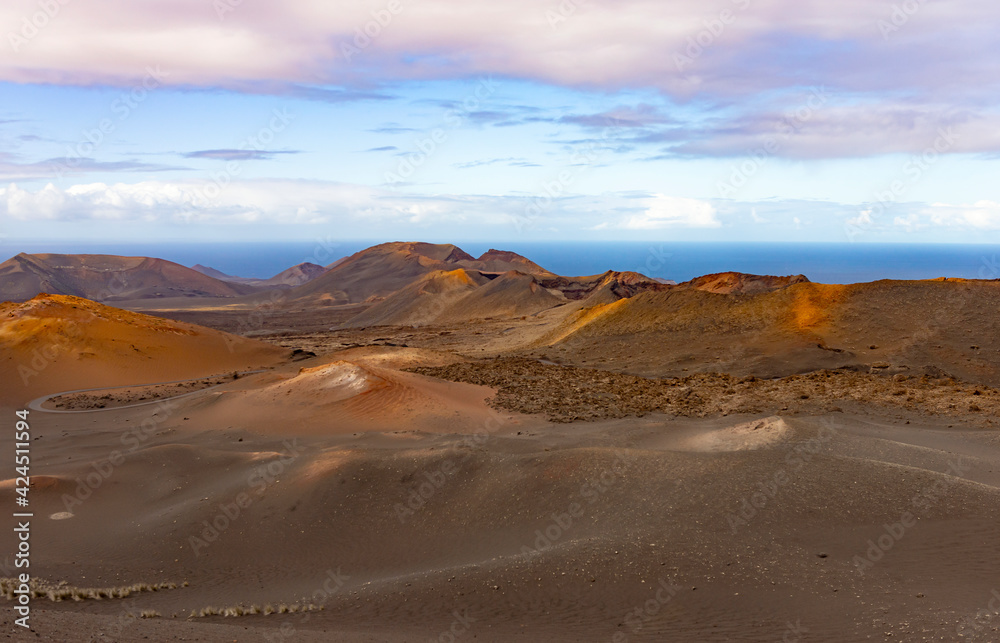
[4,241,1000,284]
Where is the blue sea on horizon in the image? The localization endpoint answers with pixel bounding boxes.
[4,241,1000,285]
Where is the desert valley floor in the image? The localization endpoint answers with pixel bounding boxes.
[1,243,999,642]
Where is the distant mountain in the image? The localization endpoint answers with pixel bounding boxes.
[288,242,553,306]
[0,253,257,302]
[192,262,327,288]
[0,245,814,336]
[0,244,551,306]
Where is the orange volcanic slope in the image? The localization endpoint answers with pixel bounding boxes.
[543,281,855,348]
[535,278,1000,383]
[438,270,566,322]
[345,268,491,327]
[0,294,287,403]
[343,268,675,328]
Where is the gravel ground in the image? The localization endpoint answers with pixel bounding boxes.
[413,357,999,424]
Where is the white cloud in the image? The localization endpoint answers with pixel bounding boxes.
[5,181,1000,242]
[922,201,1000,229]
[892,214,922,231]
[846,209,873,229]
[0,180,414,225]
[623,194,720,229]
[1,181,731,237]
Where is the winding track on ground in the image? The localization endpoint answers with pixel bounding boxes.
[27,370,267,414]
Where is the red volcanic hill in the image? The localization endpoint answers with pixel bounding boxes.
[538,270,671,304]
[0,253,257,302]
[0,294,287,402]
[262,262,327,287]
[531,277,1000,384]
[288,242,554,306]
[460,249,554,276]
[680,271,810,295]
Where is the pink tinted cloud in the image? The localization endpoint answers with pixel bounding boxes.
[1,0,998,102]
[5,0,1000,160]
[660,104,1000,159]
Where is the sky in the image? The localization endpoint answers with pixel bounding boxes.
[1,0,999,245]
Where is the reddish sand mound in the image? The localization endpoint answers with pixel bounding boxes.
[0,294,287,402]
[186,351,508,435]
[333,345,469,370]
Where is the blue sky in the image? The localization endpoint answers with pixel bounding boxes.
[2,0,1000,245]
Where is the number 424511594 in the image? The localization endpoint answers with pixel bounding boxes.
[15,410,30,505]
